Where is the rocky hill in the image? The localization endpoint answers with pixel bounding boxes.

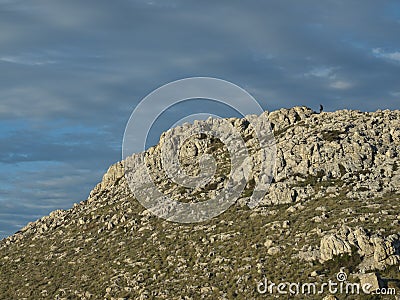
[0,107,399,299]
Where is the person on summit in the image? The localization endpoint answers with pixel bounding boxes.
[319,104,324,114]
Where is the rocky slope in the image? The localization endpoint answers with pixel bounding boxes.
[0,107,399,299]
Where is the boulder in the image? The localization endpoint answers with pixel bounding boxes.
[320,234,352,262]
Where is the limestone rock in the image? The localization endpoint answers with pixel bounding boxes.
[320,234,352,262]
[358,273,381,293]
[322,295,338,300]
[317,227,400,271]
[267,246,282,256]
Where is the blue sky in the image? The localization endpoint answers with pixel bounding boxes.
[0,0,399,239]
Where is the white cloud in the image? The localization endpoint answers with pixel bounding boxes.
[304,66,337,79]
[0,55,56,66]
[304,66,352,90]
[330,80,352,90]
[372,48,400,62]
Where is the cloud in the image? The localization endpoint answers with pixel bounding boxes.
[303,66,354,91]
[304,67,338,79]
[0,55,56,66]
[0,159,108,237]
[372,48,400,62]
[330,80,353,90]
[0,121,120,166]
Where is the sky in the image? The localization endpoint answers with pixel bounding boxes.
[0,0,399,239]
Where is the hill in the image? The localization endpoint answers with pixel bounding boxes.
[1,107,399,299]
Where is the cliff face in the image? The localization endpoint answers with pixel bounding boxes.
[0,107,399,299]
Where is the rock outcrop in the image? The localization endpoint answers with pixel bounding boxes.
[317,226,400,271]
[89,161,125,198]
[320,234,352,261]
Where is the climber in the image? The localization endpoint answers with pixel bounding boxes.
[319,104,324,114]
